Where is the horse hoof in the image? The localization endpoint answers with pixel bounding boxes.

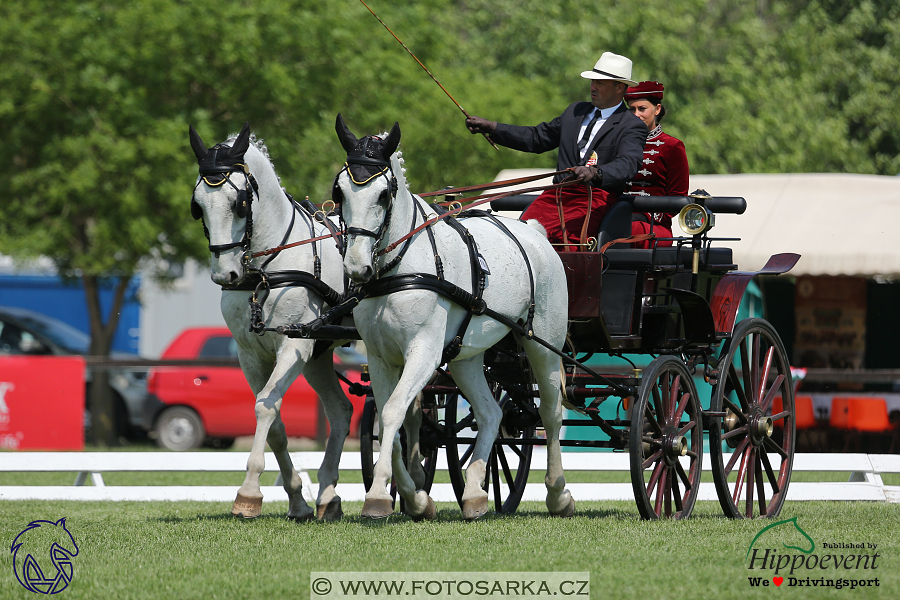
[550,496,575,518]
[361,498,394,520]
[461,496,489,521]
[317,499,344,522]
[410,496,436,522]
[232,492,263,519]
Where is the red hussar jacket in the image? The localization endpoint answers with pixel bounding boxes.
[624,125,689,234]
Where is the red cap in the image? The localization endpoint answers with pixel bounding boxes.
[625,81,664,103]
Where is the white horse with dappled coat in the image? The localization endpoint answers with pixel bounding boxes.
[332,114,573,520]
[188,123,353,521]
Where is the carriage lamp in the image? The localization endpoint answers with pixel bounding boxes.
[678,203,715,236]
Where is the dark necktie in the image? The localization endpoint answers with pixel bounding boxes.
[577,109,600,155]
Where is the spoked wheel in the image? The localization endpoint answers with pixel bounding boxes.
[445,388,536,514]
[709,318,795,519]
[629,356,703,520]
[359,395,439,511]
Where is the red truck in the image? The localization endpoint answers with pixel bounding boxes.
[143,327,367,450]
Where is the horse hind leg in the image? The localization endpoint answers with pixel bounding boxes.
[450,356,503,521]
[404,392,428,490]
[266,411,316,521]
[303,352,355,522]
[522,340,574,517]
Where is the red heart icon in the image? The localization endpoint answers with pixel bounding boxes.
[773,577,784,586]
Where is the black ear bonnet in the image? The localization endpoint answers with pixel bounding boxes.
[332,113,400,205]
[189,123,253,220]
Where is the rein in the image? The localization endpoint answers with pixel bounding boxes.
[377,178,581,255]
[250,170,579,259]
[415,169,571,198]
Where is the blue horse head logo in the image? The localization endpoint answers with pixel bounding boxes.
[10,518,79,594]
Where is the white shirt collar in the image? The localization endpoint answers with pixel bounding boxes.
[598,102,621,120]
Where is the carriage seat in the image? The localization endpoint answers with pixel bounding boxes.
[603,246,735,270]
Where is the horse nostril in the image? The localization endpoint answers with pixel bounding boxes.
[228,271,240,283]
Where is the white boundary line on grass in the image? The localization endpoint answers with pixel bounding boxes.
[1,451,897,503]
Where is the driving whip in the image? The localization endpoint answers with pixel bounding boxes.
[357,0,499,150]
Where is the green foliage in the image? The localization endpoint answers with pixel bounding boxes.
[2,0,899,276]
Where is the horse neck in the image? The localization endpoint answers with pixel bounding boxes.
[381,153,418,251]
[244,151,296,253]
[380,183,418,267]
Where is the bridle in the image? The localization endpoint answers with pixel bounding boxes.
[331,135,400,265]
[191,152,260,262]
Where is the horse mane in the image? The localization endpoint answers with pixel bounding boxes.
[383,132,410,194]
[224,131,282,186]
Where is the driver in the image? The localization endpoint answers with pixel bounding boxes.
[465,52,646,248]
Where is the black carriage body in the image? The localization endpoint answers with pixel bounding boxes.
[561,244,736,354]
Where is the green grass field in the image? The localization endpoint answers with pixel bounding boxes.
[2,497,897,600]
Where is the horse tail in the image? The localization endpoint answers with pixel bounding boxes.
[525,219,547,238]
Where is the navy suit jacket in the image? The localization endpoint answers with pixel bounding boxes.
[489,101,646,195]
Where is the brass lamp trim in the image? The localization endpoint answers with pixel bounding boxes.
[678,203,715,235]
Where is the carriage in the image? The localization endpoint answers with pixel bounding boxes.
[347,189,800,521]
[189,121,798,521]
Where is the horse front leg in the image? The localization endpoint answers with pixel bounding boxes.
[363,359,436,521]
[303,351,354,522]
[232,345,313,521]
[451,356,503,521]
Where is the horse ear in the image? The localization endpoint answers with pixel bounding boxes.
[335,113,358,153]
[189,125,207,161]
[229,122,251,158]
[381,122,401,159]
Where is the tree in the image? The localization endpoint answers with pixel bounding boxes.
[3,0,900,443]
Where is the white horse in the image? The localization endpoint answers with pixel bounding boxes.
[189,123,353,521]
[332,114,573,520]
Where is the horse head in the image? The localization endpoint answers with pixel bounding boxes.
[333,113,401,284]
[188,122,259,286]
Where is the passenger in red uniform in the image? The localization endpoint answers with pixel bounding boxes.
[624,81,689,248]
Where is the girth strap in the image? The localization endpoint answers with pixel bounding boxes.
[364,273,487,314]
[224,270,343,307]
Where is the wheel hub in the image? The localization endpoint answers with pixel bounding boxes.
[662,425,687,466]
[748,407,773,446]
[723,408,741,449]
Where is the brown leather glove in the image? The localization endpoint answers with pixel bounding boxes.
[465,116,497,134]
[568,165,601,184]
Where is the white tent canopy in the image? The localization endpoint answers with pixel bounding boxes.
[491,171,900,276]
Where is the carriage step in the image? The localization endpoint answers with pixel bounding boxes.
[702,410,728,427]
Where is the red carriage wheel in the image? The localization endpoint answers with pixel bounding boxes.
[708,318,795,519]
[629,356,703,520]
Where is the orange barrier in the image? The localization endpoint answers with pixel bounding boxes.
[772,395,816,430]
[830,397,850,430]
[847,397,891,433]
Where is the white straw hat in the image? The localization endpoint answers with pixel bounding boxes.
[580,52,638,87]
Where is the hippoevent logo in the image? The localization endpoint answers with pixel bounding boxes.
[10,518,79,594]
[745,517,881,590]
